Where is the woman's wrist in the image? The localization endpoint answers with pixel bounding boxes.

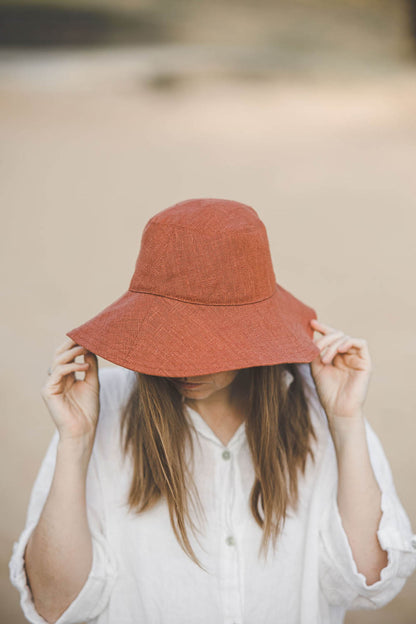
[57,434,96,470]
[326,412,366,452]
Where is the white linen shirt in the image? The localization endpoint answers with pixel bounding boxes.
[9,363,416,624]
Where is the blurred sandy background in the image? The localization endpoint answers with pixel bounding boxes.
[2,1,416,622]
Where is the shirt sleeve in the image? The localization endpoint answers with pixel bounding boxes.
[318,417,416,610]
[8,368,120,623]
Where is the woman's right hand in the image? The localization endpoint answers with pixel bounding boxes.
[41,337,100,442]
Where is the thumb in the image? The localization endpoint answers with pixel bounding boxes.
[84,350,99,383]
[310,354,324,377]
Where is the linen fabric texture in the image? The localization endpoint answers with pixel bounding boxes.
[65,198,320,376]
[9,365,416,624]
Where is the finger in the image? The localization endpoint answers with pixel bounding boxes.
[310,319,339,335]
[83,352,98,382]
[336,337,367,349]
[47,361,89,382]
[55,336,79,356]
[53,345,87,368]
[336,337,369,356]
[336,338,372,371]
[315,330,346,350]
[322,337,370,366]
[320,335,350,362]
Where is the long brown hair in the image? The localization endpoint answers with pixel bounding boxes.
[119,363,317,569]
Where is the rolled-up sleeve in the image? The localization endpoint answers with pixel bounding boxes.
[9,426,119,623]
[318,418,416,610]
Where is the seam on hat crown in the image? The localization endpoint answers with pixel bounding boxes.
[129,198,277,305]
[129,225,276,304]
[127,287,278,306]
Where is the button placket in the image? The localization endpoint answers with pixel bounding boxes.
[223,453,236,547]
[219,444,243,624]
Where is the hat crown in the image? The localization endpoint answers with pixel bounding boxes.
[129,198,277,305]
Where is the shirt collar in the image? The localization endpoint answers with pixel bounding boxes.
[183,368,295,451]
[184,404,247,450]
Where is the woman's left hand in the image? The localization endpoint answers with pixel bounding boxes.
[309,319,372,420]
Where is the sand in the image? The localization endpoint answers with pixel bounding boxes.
[1,47,416,622]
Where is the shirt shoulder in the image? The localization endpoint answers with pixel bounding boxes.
[94,365,137,449]
[294,362,329,430]
[98,365,137,411]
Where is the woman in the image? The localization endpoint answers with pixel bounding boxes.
[9,198,416,624]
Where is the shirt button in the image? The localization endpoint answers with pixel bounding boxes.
[225,535,235,546]
[222,450,231,460]
[411,535,416,550]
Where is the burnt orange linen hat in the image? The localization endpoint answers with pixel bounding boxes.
[66,198,320,376]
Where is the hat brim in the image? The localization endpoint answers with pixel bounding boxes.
[66,283,320,377]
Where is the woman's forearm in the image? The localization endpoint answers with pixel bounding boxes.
[329,414,389,585]
[24,437,95,623]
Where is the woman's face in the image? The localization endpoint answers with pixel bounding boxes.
[170,370,240,401]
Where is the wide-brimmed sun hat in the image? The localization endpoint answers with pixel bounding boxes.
[66,198,320,376]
